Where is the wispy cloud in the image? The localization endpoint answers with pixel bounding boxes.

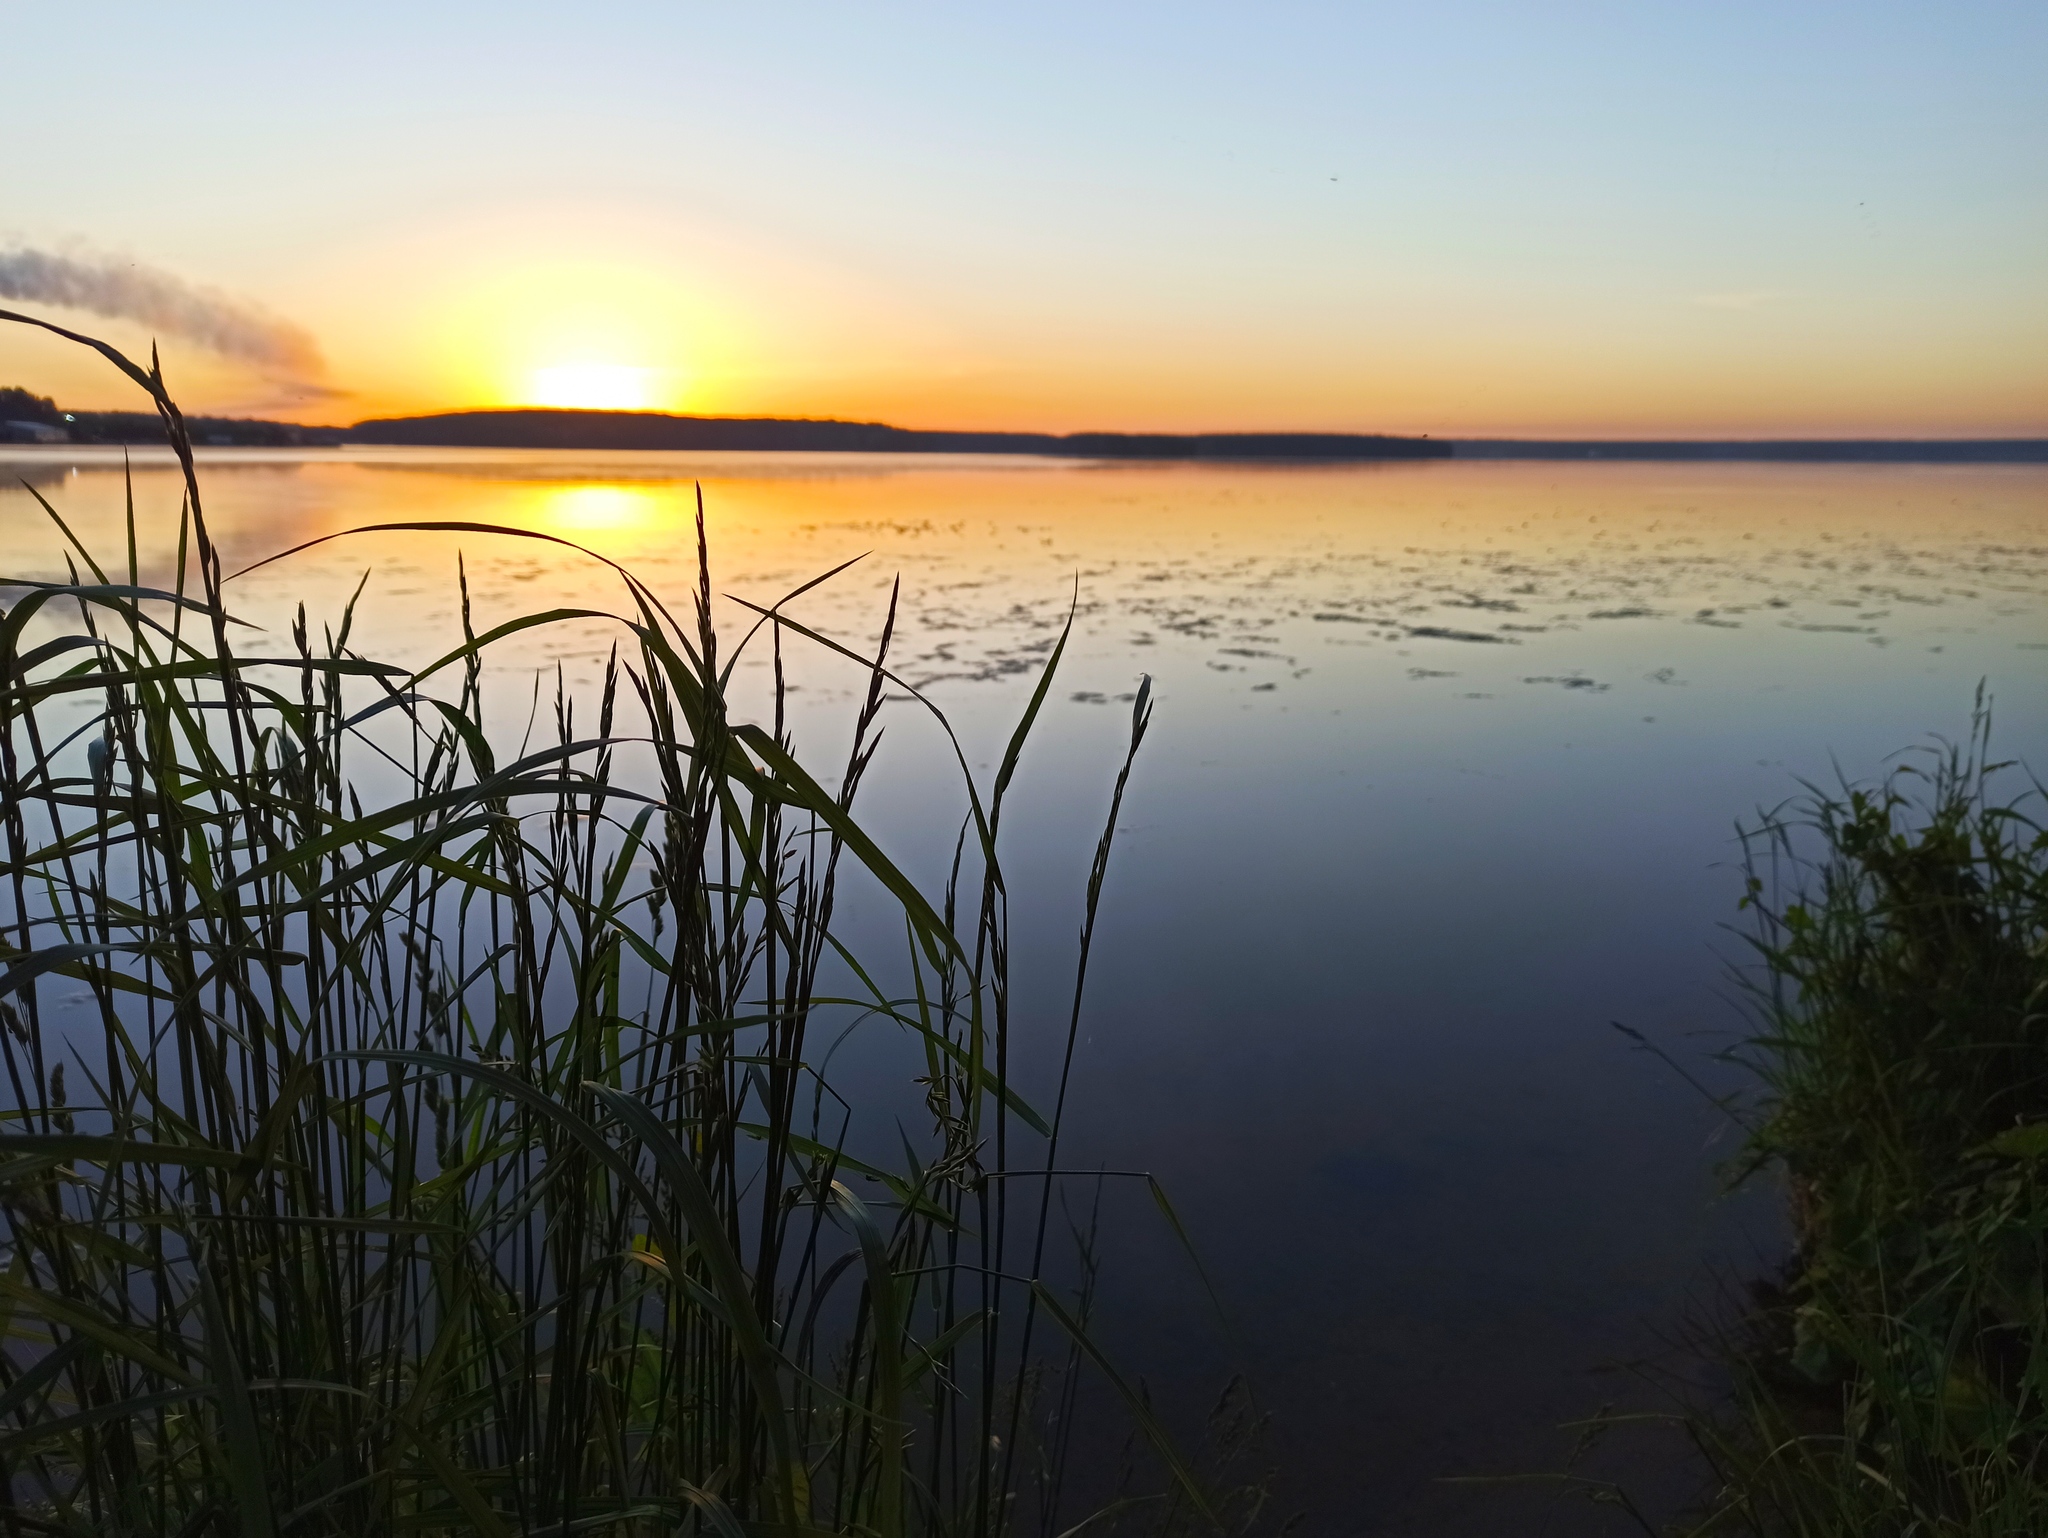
[1688,289,1788,312]
[0,247,327,383]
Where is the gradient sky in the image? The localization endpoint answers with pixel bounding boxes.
[3,3,2043,435]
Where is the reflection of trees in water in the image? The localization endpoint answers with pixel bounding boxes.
[0,459,71,492]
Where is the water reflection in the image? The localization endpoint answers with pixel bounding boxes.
[1,447,2044,1532]
[536,481,674,532]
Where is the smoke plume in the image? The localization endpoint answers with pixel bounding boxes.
[0,247,326,380]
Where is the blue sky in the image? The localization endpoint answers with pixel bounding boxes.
[3,3,2042,432]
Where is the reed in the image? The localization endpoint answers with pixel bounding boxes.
[1685,698,2048,1535]
[0,310,1209,1538]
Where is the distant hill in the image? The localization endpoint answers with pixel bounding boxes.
[6,388,2043,462]
[347,408,1452,460]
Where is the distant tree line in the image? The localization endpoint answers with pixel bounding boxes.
[0,386,345,446]
[350,408,1453,460]
[1,386,61,424]
[13,386,2033,461]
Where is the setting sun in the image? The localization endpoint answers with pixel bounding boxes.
[528,362,660,411]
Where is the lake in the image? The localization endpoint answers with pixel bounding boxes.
[4,447,2045,1533]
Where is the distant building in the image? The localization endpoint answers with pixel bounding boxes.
[1,420,69,444]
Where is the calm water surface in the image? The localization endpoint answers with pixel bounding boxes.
[5,449,2045,1533]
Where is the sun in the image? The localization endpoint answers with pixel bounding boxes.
[527,362,659,411]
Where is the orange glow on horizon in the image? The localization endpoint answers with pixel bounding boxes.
[2,196,2041,441]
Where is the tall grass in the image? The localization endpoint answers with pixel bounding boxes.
[0,310,1210,1537]
[1684,700,2048,1535]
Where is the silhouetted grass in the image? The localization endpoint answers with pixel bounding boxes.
[1684,699,2048,1535]
[0,309,1222,1537]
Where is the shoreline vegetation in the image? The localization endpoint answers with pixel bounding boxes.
[1680,706,2048,1535]
[0,315,1265,1534]
[9,387,2048,461]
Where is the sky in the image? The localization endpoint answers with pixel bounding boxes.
[2,2,2043,436]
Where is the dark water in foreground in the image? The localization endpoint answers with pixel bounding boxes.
[4,449,2045,1532]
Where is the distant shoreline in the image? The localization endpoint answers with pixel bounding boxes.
[1450,438,2048,463]
[6,403,2044,463]
[346,410,1454,460]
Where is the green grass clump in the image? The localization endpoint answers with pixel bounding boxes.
[1688,702,2048,1535]
[0,310,1214,1537]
